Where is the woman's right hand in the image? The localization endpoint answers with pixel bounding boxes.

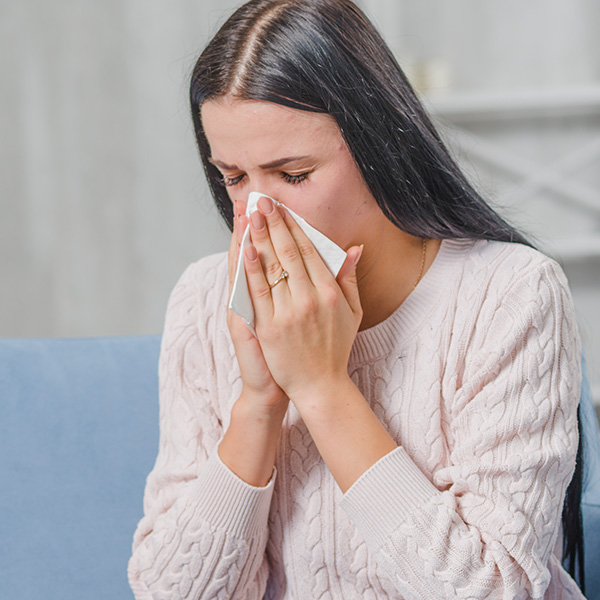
[227,199,289,412]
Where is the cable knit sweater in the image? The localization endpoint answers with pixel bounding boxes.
[128,238,584,600]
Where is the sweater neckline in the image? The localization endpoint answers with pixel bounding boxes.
[349,238,473,365]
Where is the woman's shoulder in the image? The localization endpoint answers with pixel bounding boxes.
[448,238,570,295]
[163,251,229,329]
[438,238,575,339]
[180,250,229,286]
[171,251,229,300]
[446,239,578,353]
[460,237,557,271]
[442,239,580,380]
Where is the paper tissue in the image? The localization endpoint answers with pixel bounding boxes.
[228,191,348,333]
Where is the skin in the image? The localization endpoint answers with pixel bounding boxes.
[201,96,441,492]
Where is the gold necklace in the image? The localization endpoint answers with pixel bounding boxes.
[413,238,428,290]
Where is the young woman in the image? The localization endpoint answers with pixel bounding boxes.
[128,1,585,597]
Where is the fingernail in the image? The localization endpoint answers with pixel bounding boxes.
[258,196,274,215]
[353,244,364,266]
[250,210,266,230]
[278,205,287,219]
[245,245,257,261]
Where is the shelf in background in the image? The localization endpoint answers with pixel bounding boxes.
[424,85,600,122]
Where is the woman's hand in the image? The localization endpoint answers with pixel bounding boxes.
[243,196,364,406]
[227,199,288,412]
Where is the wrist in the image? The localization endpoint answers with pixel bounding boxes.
[236,389,289,422]
[289,376,397,493]
[290,374,357,418]
[219,394,288,488]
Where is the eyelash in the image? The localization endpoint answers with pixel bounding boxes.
[221,174,244,187]
[220,172,309,187]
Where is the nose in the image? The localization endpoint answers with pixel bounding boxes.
[244,176,283,207]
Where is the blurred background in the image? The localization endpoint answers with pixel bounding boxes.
[1,0,599,408]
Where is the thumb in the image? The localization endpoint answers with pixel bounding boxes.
[337,244,364,316]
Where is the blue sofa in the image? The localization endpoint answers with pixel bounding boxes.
[1,336,161,600]
[1,335,599,599]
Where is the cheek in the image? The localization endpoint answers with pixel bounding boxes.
[317,207,361,249]
[281,187,361,250]
[306,169,373,246]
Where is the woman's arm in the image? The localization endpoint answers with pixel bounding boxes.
[217,198,291,488]
[330,261,582,599]
[244,196,583,597]
[288,376,397,493]
[128,259,276,600]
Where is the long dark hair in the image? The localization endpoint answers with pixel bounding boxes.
[189,0,584,590]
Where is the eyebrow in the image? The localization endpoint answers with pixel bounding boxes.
[208,155,312,170]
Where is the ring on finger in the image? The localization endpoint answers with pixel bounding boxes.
[269,269,289,289]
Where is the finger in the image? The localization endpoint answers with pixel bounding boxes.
[249,203,292,300]
[243,243,275,322]
[229,202,249,301]
[277,204,334,287]
[255,196,312,294]
[235,199,248,246]
[228,220,238,293]
[336,244,364,317]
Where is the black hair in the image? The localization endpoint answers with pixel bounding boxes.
[188,0,584,590]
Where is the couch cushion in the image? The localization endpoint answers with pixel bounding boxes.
[0,335,161,600]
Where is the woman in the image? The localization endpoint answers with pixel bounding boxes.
[128,1,585,598]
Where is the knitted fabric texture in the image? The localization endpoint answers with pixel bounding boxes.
[128,238,584,599]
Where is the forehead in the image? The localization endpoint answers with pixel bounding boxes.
[201,97,342,158]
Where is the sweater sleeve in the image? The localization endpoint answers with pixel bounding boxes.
[340,258,583,599]
[128,259,274,600]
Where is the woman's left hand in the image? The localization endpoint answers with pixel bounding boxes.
[243,195,364,406]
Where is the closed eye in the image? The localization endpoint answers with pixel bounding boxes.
[282,172,309,185]
[217,170,310,187]
[220,173,245,187]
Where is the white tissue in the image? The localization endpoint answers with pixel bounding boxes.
[228,191,348,333]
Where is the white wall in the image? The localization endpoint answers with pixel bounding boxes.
[2,0,599,401]
[1,0,236,338]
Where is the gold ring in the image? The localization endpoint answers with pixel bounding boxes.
[269,270,289,289]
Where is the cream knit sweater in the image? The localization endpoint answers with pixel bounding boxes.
[128,238,585,599]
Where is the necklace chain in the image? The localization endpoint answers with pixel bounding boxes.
[413,238,428,290]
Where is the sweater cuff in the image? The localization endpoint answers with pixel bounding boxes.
[190,447,276,539]
[339,446,441,549]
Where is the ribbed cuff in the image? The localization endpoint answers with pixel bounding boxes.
[190,448,276,539]
[339,447,441,550]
